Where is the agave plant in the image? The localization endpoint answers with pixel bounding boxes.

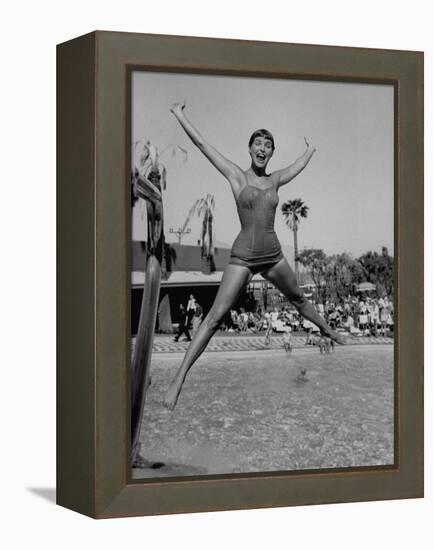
[130,139,188,464]
[133,140,166,189]
[132,140,188,194]
[281,198,309,280]
[132,139,188,234]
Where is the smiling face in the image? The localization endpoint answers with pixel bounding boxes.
[248,130,275,171]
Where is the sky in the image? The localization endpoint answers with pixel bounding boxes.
[132,70,394,258]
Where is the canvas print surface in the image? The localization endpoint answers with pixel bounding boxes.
[129,70,394,479]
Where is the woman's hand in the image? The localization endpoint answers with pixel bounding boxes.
[170,100,186,116]
[304,137,317,154]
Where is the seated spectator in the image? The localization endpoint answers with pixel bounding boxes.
[230,309,240,332]
[240,309,249,331]
[379,298,389,335]
[344,314,355,330]
[359,311,368,331]
[328,309,338,329]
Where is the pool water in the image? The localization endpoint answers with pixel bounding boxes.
[133,346,394,478]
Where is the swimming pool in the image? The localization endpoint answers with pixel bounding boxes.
[133,346,394,478]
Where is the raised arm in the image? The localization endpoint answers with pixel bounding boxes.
[170,101,244,188]
[272,138,316,188]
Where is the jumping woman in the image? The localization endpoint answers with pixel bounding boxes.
[164,101,345,410]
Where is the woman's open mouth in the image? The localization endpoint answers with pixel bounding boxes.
[256,153,266,162]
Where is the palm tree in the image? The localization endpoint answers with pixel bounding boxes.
[185,194,216,273]
[281,198,309,281]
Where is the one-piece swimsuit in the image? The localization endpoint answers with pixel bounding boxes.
[230,182,283,274]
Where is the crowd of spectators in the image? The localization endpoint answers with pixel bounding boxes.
[220,294,394,337]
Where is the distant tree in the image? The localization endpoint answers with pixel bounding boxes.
[296,248,327,301]
[281,199,309,280]
[324,253,365,301]
[358,247,394,297]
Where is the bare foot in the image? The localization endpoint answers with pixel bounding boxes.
[328,330,346,345]
[163,378,183,410]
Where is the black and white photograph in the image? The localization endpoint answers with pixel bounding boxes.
[130,70,395,479]
[5,0,430,541]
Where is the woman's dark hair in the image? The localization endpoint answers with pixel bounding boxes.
[248,129,275,151]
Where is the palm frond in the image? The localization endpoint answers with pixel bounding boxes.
[180,199,200,234]
[281,198,309,231]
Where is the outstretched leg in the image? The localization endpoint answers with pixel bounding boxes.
[164,264,252,410]
[262,259,346,344]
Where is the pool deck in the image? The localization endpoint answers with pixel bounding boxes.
[145,332,393,354]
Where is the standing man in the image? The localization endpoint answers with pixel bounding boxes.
[186,293,197,329]
[174,304,192,342]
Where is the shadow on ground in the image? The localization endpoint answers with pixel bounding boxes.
[27,488,56,504]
